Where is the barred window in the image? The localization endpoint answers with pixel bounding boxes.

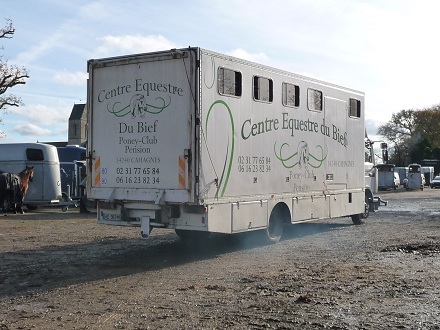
[218,67,242,97]
[307,88,322,111]
[282,82,300,107]
[253,76,273,102]
[349,98,361,118]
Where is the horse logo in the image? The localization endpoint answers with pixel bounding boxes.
[130,94,146,118]
[274,141,327,170]
[297,141,309,170]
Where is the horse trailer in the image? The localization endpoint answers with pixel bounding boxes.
[406,164,425,190]
[87,47,384,242]
[377,164,399,190]
[57,145,87,200]
[421,166,434,186]
[0,143,63,208]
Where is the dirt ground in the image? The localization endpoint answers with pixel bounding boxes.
[0,188,439,330]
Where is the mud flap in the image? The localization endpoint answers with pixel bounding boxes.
[141,216,150,238]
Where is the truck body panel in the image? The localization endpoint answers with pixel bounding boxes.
[87,47,375,237]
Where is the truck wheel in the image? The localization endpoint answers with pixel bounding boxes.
[351,213,364,225]
[61,193,70,212]
[351,199,368,225]
[260,208,284,244]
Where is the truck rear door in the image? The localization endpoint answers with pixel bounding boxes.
[88,50,196,203]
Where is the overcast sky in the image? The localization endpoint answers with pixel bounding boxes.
[2,0,440,144]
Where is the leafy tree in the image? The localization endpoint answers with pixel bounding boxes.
[410,137,431,164]
[414,106,440,147]
[377,109,416,166]
[377,109,415,142]
[377,105,440,165]
[0,19,29,138]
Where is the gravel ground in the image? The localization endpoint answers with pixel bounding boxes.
[0,188,439,329]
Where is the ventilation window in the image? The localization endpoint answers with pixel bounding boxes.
[349,98,361,118]
[218,67,242,97]
[307,88,322,111]
[282,82,300,107]
[253,76,273,102]
[26,148,44,161]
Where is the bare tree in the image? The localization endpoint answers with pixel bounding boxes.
[0,19,29,138]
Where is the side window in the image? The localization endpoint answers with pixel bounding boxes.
[349,98,361,118]
[253,76,273,102]
[307,88,322,111]
[282,82,300,107]
[26,148,44,161]
[218,67,242,97]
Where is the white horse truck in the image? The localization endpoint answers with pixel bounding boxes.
[86,47,382,243]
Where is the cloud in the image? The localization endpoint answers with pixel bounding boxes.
[53,71,88,86]
[8,104,71,126]
[227,49,270,65]
[95,35,178,57]
[365,117,385,137]
[13,123,51,136]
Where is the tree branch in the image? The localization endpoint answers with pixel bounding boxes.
[0,19,14,39]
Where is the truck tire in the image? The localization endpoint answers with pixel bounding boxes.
[259,207,285,244]
[351,213,364,225]
[351,199,369,225]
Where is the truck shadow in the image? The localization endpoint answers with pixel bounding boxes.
[0,221,353,298]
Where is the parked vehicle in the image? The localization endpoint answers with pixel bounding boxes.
[395,166,408,185]
[406,164,425,190]
[377,164,399,190]
[364,139,387,213]
[0,143,62,208]
[421,166,434,186]
[430,175,440,188]
[87,47,384,242]
[57,145,86,200]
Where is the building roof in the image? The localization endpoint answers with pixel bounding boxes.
[69,103,86,120]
